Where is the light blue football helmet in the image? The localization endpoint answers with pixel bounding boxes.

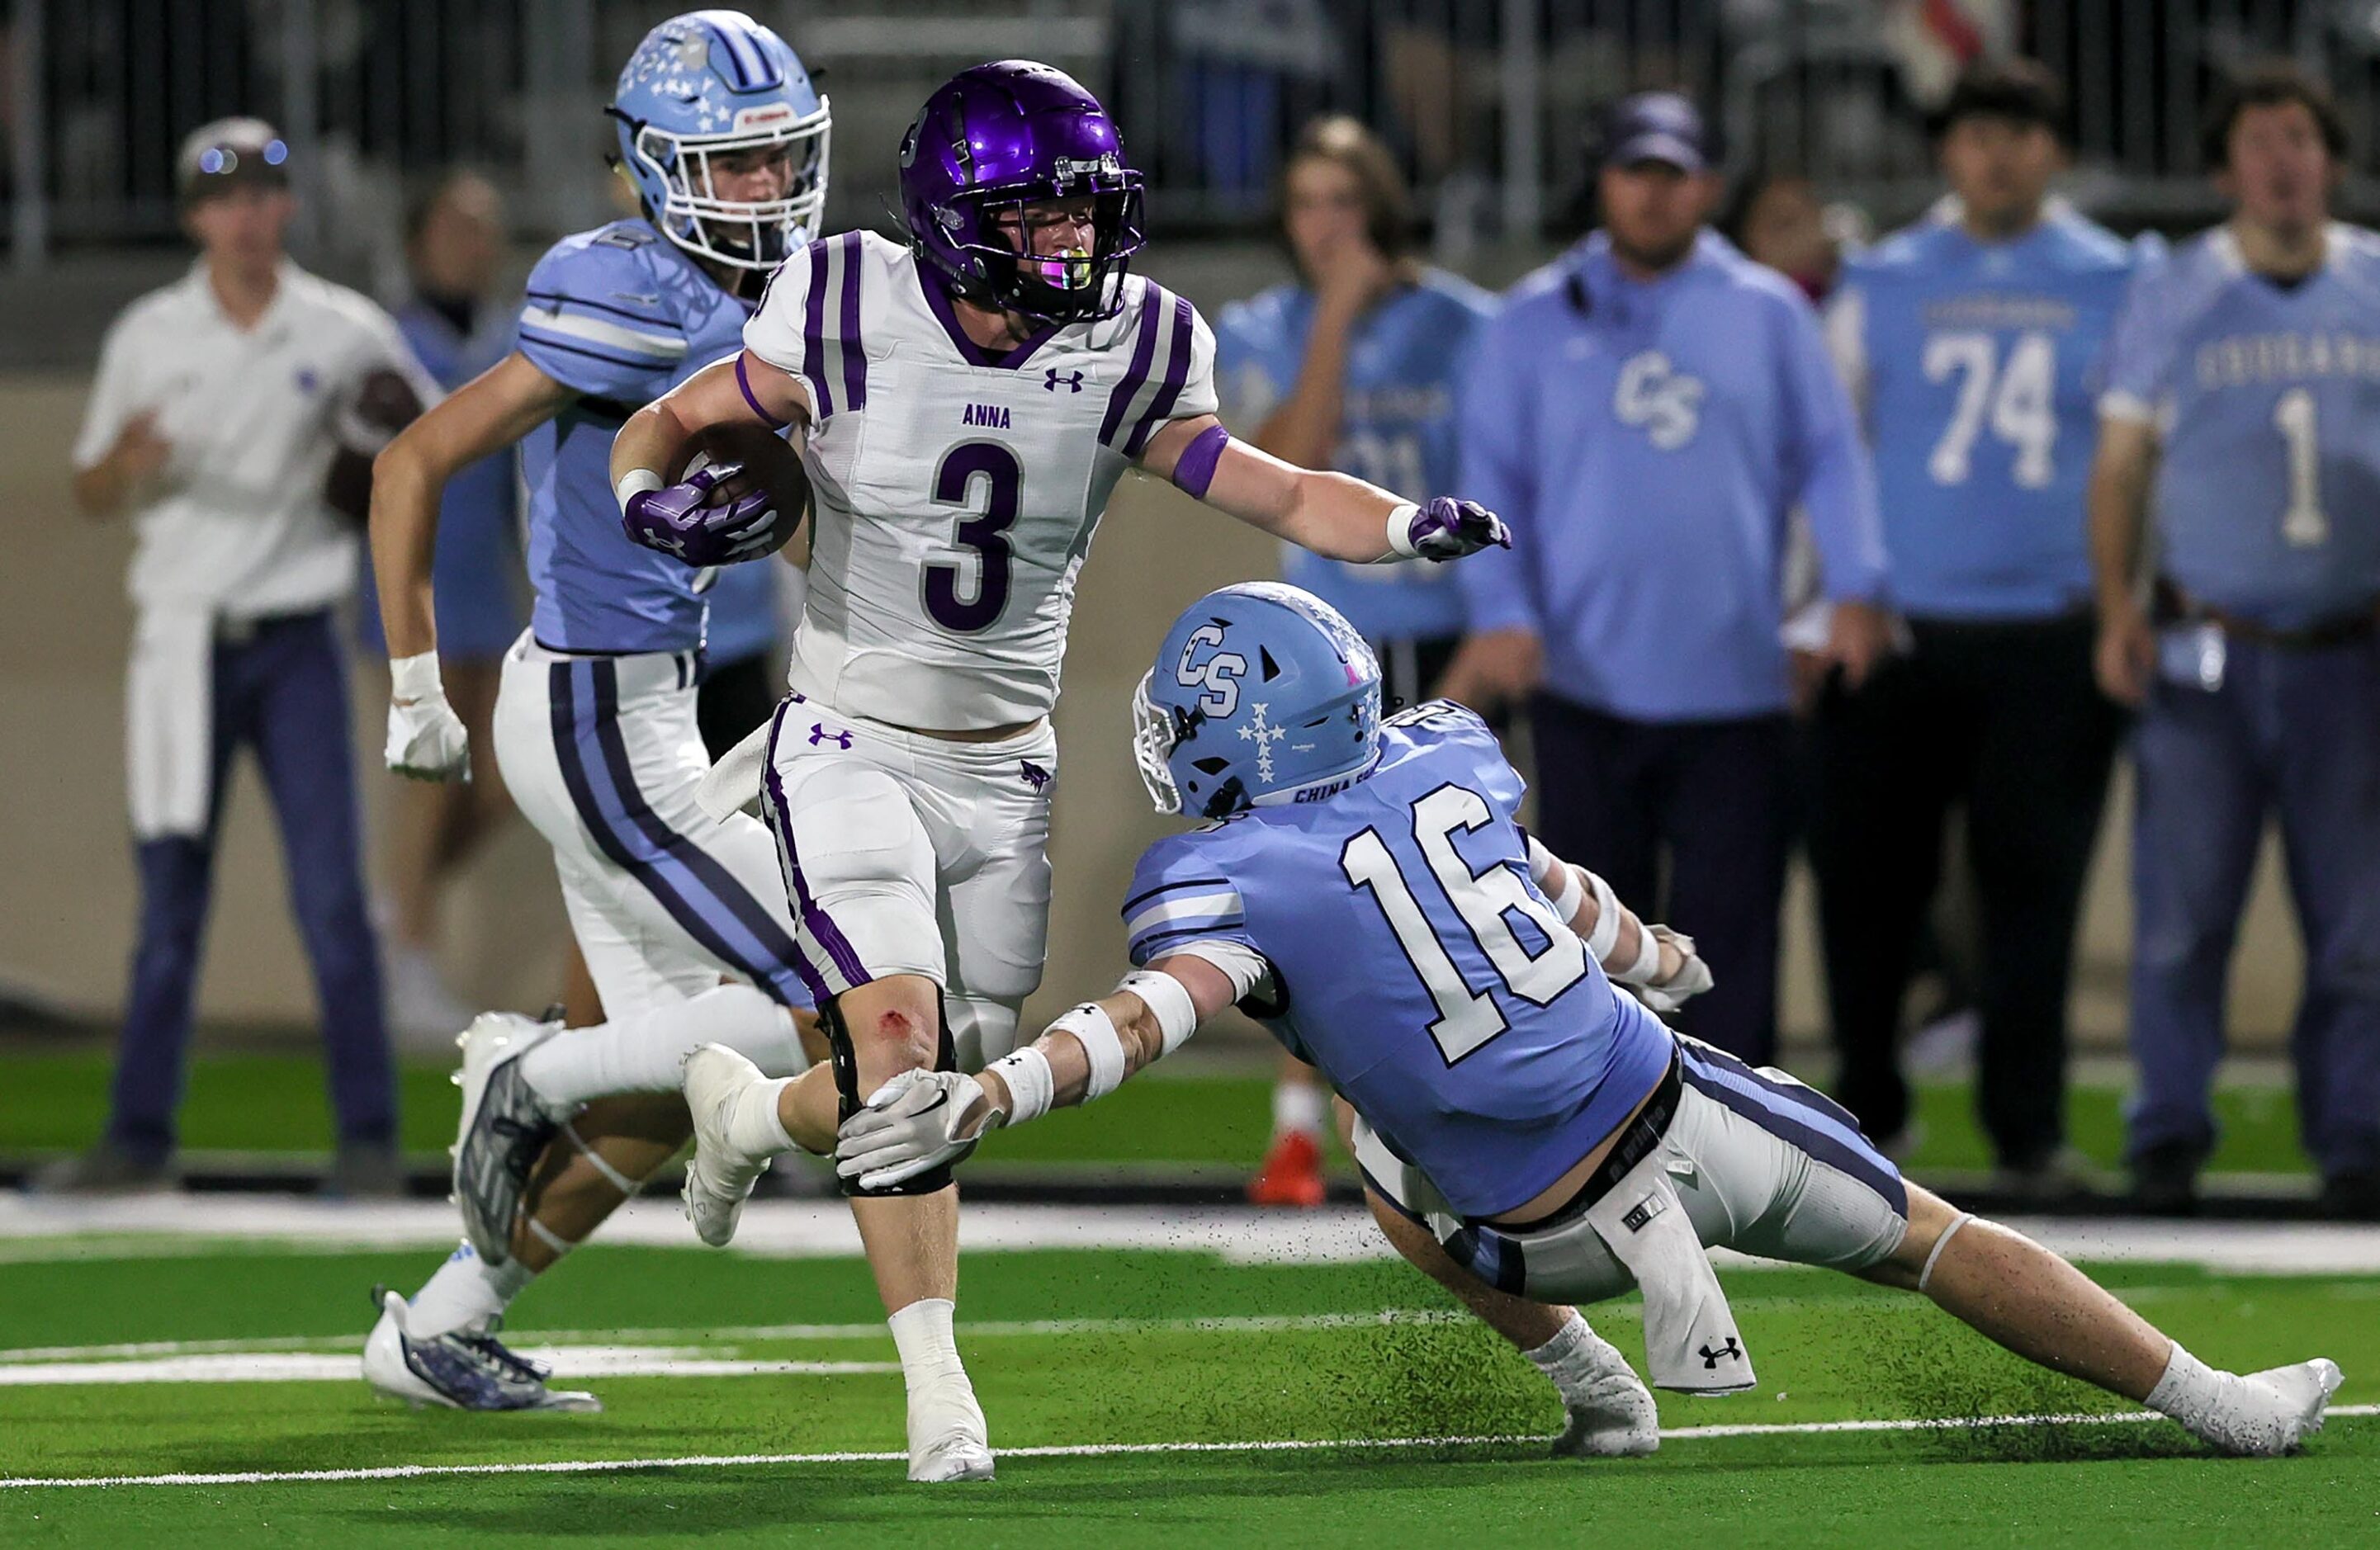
[1134,584,1384,819]
[609,10,830,272]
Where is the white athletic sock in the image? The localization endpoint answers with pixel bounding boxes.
[406,1240,536,1339]
[1271,1079,1327,1139]
[2146,1341,2288,1453]
[1523,1311,1630,1407]
[520,985,804,1108]
[887,1297,968,1392]
[730,1075,799,1157]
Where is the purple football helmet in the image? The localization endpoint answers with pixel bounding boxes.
[898,60,1145,324]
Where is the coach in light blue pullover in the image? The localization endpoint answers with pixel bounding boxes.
[1446,92,1886,1063]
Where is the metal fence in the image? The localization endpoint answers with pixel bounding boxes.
[8,0,2380,275]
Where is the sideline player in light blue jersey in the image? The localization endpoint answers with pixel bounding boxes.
[360,11,830,1411]
[798,584,2338,1460]
[1214,115,1495,1208]
[2089,64,2380,1218]
[1814,62,2133,1184]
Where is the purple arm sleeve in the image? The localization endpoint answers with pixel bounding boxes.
[1168,423,1232,500]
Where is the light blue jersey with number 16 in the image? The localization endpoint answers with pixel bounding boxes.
[1123,702,1675,1221]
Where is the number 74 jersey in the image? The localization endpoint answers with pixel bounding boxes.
[743,232,1218,732]
[1121,702,1674,1221]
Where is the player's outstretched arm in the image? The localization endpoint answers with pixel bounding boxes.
[371,351,575,780]
[832,957,1239,1193]
[1526,835,1713,1014]
[1139,413,1510,565]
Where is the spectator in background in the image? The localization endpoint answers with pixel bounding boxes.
[1725,170,1843,305]
[41,119,432,1195]
[1215,114,1494,1207]
[357,169,524,1047]
[1442,92,1888,1066]
[1815,60,2134,1185]
[2090,64,2380,1219]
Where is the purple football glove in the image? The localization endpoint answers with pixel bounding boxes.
[1402,497,1512,562]
[622,464,797,567]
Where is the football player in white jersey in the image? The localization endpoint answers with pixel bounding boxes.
[608,60,1511,1481]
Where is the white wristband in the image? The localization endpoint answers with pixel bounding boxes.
[1616,919,1663,986]
[389,650,443,705]
[1583,871,1623,962]
[1117,969,1199,1056]
[1382,502,1422,560]
[1053,1002,1128,1100]
[614,467,664,515]
[984,1046,1054,1127]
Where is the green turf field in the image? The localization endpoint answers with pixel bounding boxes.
[0,1049,2316,1178]
[1,1236,2372,1547]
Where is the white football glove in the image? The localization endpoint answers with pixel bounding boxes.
[835,1069,999,1192]
[1635,926,1715,1014]
[385,652,471,782]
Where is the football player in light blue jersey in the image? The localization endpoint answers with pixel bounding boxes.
[362,11,830,1412]
[2089,64,2380,1218]
[1213,116,1494,1208]
[805,583,2340,1459]
[1813,62,2133,1184]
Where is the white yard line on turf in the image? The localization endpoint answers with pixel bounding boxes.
[0,1309,1470,1366]
[0,1350,900,1386]
[5,1406,2375,1491]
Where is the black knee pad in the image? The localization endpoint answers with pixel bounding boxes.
[820,988,963,1198]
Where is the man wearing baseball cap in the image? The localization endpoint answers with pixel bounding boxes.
[1442,91,1889,1066]
[42,117,436,1194]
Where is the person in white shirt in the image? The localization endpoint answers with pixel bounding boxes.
[40,117,433,1196]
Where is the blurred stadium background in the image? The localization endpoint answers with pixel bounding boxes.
[0,0,2351,1174]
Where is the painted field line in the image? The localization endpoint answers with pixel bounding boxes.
[0,1350,900,1387]
[0,1307,1469,1367]
[6,1406,2373,1491]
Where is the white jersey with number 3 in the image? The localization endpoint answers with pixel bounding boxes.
[742,232,1218,731]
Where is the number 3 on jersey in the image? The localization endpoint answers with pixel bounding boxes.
[1340,785,1586,1063]
[924,441,1021,631]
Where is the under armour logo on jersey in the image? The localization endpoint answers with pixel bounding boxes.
[1698,1337,1743,1369]
[1044,368,1085,394]
[808,723,852,749]
[1612,350,1706,451]
[1019,760,1052,792]
[1237,703,1285,783]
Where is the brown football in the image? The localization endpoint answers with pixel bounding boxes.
[671,419,812,532]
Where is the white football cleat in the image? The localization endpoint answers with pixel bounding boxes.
[2239,1358,2344,1455]
[681,1043,778,1248]
[362,1288,600,1413]
[1550,1353,1661,1458]
[450,1011,566,1264]
[906,1376,996,1482]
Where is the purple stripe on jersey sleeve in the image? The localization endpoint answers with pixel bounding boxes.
[836,231,867,412]
[736,352,790,429]
[1098,284,1166,447]
[1123,295,1198,457]
[798,239,834,418]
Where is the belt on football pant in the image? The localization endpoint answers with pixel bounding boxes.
[1470,1049,1683,1235]
[2154,579,2379,651]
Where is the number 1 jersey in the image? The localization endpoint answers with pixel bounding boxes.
[743,233,1218,731]
[1122,702,1674,1219]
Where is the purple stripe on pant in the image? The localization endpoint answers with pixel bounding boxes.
[109,612,392,1162]
[759,698,876,991]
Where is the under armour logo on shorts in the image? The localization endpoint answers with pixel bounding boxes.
[1699,1337,1742,1368]
[1044,368,1085,394]
[808,723,853,749]
[1020,759,1052,792]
